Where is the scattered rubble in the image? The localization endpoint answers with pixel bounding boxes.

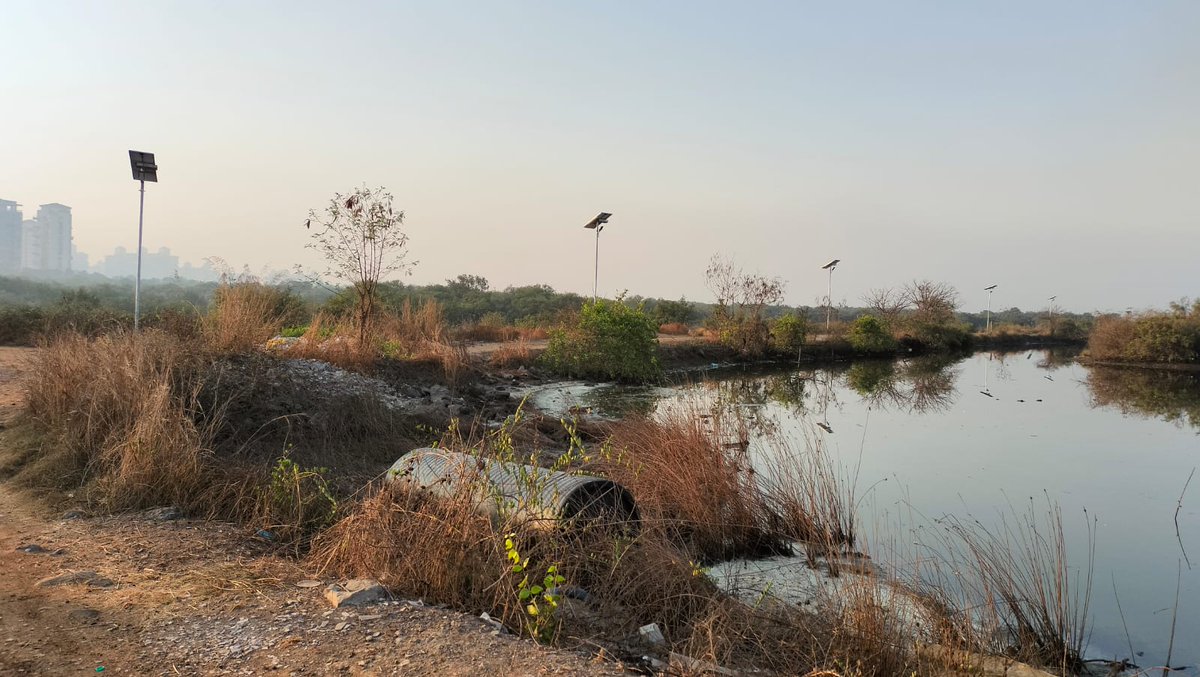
[35,570,115,589]
[141,506,183,521]
[324,579,388,608]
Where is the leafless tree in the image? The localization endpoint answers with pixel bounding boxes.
[862,287,910,329]
[705,254,785,355]
[305,186,414,346]
[902,280,959,327]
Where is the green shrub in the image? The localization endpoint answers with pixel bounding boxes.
[918,323,972,351]
[1125,315,1200,363]
[847,315,896,354]
[263,456,337,544]
[1086,309,1200,364]
[652,297,696,325]
[770,314,807,354]
[0,305,45,345]
[540,298,661,382]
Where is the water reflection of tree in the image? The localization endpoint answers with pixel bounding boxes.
[1036,347,1079,372]
[704,373,810,416]
[1086,367,1200,429]
[845,356,959,414]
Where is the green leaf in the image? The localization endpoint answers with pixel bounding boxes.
[529,585,543,595]
[519,588,532,601]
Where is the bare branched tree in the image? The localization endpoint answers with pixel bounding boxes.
[705,254,785,355]
[902,280,959,326]
[305,186,414,347]
[862,287,909,329]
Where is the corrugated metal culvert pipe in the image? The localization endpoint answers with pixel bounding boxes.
[386,448,640,531]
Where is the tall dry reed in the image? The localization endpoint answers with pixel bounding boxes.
[204,281,296,354]
[17,331,257,516]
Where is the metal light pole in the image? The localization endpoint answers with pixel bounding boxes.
[984,284,997,332]
[583,212,611,303]
[128,151,158,330]
[1048,295,1057,331]
[821,259,839,332]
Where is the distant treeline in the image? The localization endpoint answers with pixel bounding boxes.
[0,273,1093,344]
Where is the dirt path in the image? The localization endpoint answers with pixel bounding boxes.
[0,347,33,426]
[0,349,626,676]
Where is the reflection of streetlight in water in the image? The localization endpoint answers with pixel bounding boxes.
[979,352,993,398]
[816,370,835,433]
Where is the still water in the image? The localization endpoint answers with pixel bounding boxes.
[568,350,1200,671]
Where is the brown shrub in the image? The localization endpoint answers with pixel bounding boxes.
[489,340,533,369]
[595,398,849,564]
[658,322,691,336]
[16,331,258,517]
[518,327,549,341]
[309,420,916,675]
[454,323,519,343]
[283,313,380,373]
[311,482,504,611]
[204,281,297,354]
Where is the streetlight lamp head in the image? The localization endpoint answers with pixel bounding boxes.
[821,259,840,270]
[984,284,997,291]
[128,150,158,182]
[584,212,611,229]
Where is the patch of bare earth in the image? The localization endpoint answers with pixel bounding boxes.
[0,348,625,676]
[0,347,33,426]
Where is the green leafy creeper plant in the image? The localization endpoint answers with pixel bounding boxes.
[266,456,337,541]
[504,534,566,642]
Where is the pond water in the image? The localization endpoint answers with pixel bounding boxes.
[552,350,1200,672]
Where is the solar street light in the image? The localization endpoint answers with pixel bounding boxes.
[984,284,997,332]
[584,212,611,302]
[821,259,839,331]
[128,151,158,330]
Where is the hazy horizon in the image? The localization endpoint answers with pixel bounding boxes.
[3,1,1197,314]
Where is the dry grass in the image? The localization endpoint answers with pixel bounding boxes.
[382,300,470,382]
[599,410,786,562]
[980,322,1047,339]
[204,281,295,354]
[909,498,1095,672]
[284,312,380,373]
[282,300,468,380]
[15,331,259,517]
[1085,315,1137,361]
[386,298,448,349]
[597,399,852,564]
[311,480,504,611]
[308,410,926,676]
[490,339,534,369]
[9,330,368,550]
[658,322,691,336]
[454,322,520,343]
[519,327,549,341]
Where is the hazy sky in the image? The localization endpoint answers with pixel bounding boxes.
[3,1,1197,312]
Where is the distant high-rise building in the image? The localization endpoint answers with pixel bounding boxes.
[99,245,180,279]
[20,219,39,269]
[0,199,21,273]
[72,243,89,272]
[19,203,73,273]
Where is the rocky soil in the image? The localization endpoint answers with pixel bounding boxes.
[0,346,629,676]
[0,487,631,675]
